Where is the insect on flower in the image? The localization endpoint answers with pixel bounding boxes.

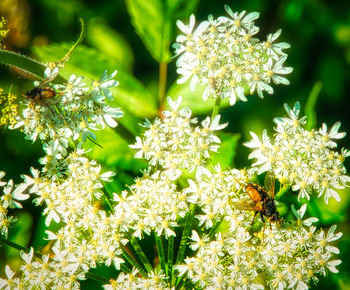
[234,171,281,225]
[22,70,58,105]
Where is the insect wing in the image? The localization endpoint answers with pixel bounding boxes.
[232,199,256,211]
[264,171,275,198]
[37,68,59,87]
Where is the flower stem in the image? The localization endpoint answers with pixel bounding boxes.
[211,95,222,119]
[85,272,109,284]
[155,234,167,274]
[175,204,196,265]
[172,205,196,286]
[209,220,222,239]
[167,235,174,280]
[130,236,153,274]
[121,245,148,277]
[0,236,40,258]
[275,184,291,201]
[158,62,168,115]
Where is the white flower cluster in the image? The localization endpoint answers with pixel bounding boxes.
[185,166,253,229]
[175,205,342,289]
[103,268,171,290]
[130,96,227,177]
[111,170,188,239]
[22,150,125,271]
[245,102,350,203]
[0,171,28,237]
[0,248,85,289]
[173,6,292,105]
[12,68,123,155]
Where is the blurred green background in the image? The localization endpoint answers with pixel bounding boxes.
[0,0,350,289]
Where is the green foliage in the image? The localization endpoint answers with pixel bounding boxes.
[125,0,199,63]
[305,81,322,130]
[211,133,240,168]
[86,18,134,72]
[167,80,230,114]
[0,49,65,83]
[32,43,157,119]
[0,1,349,289]
[84,127,146,172]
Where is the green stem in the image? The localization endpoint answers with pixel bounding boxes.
[158,62,168,114]
[208,220,222,239]
[85,272,109,284]
[130,236,153,274]
[275,184,291,201]
[175,204,196,266]
[211,96,222,119]
[120,263,132,273]
[0,236,41,257]
[155,234,166,274]
[167,235,174,280]
[57,18,85,66]
[121,246,147,277]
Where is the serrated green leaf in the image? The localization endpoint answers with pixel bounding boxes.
[211,133,240,169]
[32,43,157,118]
[86,18,134,72]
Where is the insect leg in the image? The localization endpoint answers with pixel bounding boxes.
[259,212,265,223]
[251,211,258,225]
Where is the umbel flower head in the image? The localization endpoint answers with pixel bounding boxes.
[11,68,123,156]
[173,5,292,105]
[175,205,342,289]
[245,102,350,203]
[130,96,227,178]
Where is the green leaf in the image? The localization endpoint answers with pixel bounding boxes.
[125,0,171,62]
[305,81,322,130]
[32,43,157,119]
[84,127,147,171]
[0,18,83,84]
[6,212,33,257]
[125,0,199,63]
[0,49,65,83]
[211,133,240,169]
[167,80,230,115]
[86,18,134,72]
